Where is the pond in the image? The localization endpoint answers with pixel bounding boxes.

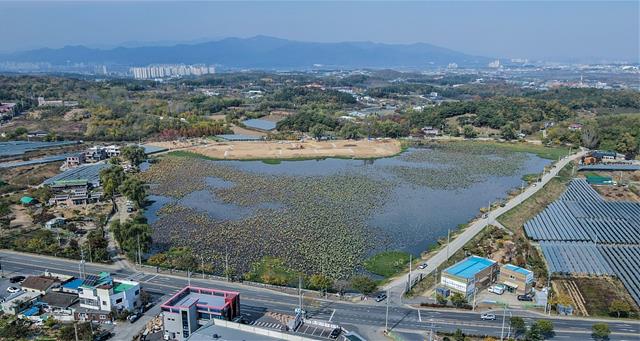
[142,143,551,277]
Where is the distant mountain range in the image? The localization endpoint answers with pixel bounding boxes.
[0,36,492,69]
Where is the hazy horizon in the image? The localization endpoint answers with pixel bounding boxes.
[0,1,638,63]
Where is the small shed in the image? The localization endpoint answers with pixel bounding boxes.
[20,196,36,206]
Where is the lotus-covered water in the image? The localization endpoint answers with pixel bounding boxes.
[141,141,550,278]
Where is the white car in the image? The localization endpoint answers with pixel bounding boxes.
[418,263,428,270]
[488,285,505,295]
[6,287,20,294]
[481,313,496,320]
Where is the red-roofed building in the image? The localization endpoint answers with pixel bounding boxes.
[161,286,240,341]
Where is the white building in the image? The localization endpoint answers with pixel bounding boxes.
[78,272,141,313]
[130,64,215,79]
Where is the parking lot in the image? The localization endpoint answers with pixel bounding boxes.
[476,287,536,309]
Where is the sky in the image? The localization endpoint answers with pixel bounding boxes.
[0,1,638,62]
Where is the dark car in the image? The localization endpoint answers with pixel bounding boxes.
[94,331,113,341]
[375,293,387,302]
[128,313,142,323]
[329,328,342,339]
[517,294,534,301]
[9,276,25,283]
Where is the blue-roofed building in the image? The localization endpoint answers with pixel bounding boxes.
[242,118,277,131]
[61,278,84,294]
[440,255,499,297]
[499,264,534,295]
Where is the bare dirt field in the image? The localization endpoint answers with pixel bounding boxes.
[231,125,267,137]
[149,139,402,160]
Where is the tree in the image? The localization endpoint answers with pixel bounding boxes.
[310,123,330,139]
[308,273,334,292]
[525,323,543,341]
[435,293,448,305]
[121,145,147,166]
[450,292,467,308]
[591,323,610,340]
[615,132,639,159]
[510,316,527,337]
[453,328,465,341]
[580,126,600,149]
[609,299,631,318]
[120,176,147,208]
[501,123,518,140]
[84,228,110,262]
[462,125,477,138]
[534,320,554,338]
[100,166,125,205]
[338,122,361,139]
[350,275,377,295]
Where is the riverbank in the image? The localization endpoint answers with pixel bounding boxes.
[147,138,402,160]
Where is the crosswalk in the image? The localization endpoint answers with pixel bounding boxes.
[252,321,284,330]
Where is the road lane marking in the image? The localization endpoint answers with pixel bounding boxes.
[329,309,335,322]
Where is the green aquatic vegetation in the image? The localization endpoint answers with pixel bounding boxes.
[389,141,528,189]
[142,156,393,279]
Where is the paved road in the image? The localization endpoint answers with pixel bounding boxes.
[383,150,586,302]
[1,250,637,341]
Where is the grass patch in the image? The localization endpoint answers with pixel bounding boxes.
[498,162,574,232]
[243,256,299,287]
[166,150,222,161]
[572,277,639,318]
[364,251,411,278]
[261,159,282,165]
[521,173,540,183]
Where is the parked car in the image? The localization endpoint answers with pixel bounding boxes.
[329,328,342,339]
[488,284,506,295]
[94,331,113,341]
[418,263,428,270]
[517,294,534,301]
[128,313,142,323]
[6,287,20,294]
[480,313,496,320]
[9,276,25,283]
[375,293,387,302]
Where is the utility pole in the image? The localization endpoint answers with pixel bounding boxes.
[225,245,230,281]
[446,229,450,260]
[74,322,79,341]
[500,305,506,341]
[137,234,141,266]
[200,255,205,279]
[472,287,477,311]
[385,289,390,332]
[188,269,191,286]
[298,276,303,311]
[407,254,412,292]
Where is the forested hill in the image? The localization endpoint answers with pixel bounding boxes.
[0,36,490,69]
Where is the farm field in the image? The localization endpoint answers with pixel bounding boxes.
[141,141,551,280]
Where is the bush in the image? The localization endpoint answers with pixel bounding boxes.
[350,275,377,295]
[592,323,610,340]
